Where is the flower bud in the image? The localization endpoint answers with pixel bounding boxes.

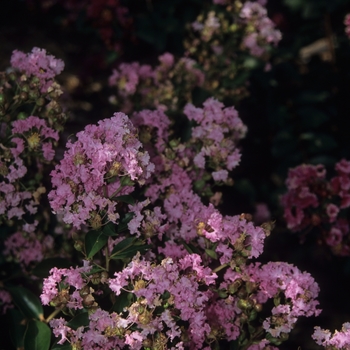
[36,97,46,106]
[17,112,27,120]
[74,240,84,252]
[19,92,28,100]
[142,338,153,348]
[237,299,250,310]
[90,273,100,285]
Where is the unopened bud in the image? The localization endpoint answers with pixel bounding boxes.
[90,273,100,285]
[36,97,46,106]
[74,240,84,252]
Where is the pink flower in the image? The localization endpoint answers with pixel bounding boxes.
[48,113,154,229]
[11,47,64,92]
[326,203,340,223]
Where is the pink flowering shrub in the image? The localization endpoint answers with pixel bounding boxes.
[37,98,322,349]
[281,160,350,255]
[0,5,347,345]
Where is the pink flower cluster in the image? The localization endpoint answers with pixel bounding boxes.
[41,261,93,309]
[12,115,59,161]
[345,14,350,38]
[184,97,246,182]
[48,113,154,229]
[313,322,350,349]
[1,116,58,223]
[245,262,321,337]
[4,221,54,268]
[11,47,64,93]
[240,1,281,57]
[109,53,204,112]
[281,160,350,255]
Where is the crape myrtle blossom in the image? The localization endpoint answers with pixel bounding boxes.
[40,260,93,309]
[3,221,54,268]
[11,115,59,162]
[108,253,216,349]
[48,113,154,229]
[281,160,350,255]
[313,322,350,349]
[109,53,204,112]
[184,97,246,182]
[240,1,281,57]
[246,262,321,335]
[10,47,64,93]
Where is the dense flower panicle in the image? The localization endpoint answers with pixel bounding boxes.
[132,108,171,155]
[281,164,327,231]
[345,14,350,38]
[0,183,35,221]
[313,323,350,349]
[184,97,246,181]
[11,47,64,93]
[240,1,281,57]
[109,53,204,112]
[108,253,216,349]
[281,160,350,255]
[48,113,154,229]
[225,261,321,345]
[11,116,59,161]
[40,262,91,308]
[3,221,54,267]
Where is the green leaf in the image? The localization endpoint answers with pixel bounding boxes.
[67,312,89,330]
[117,212,135,233]
[24,320,51,350]
[85,230,109,258]
[112,195,135,205]
[297,106,329,129]
[32,258,71,278]
[110,237,151,260]
[51,343,72,350]
[205,249,218,260]
[102,222,117,237]
[111,292,132,313]
[8,308,26,348]
[8,286,44,321]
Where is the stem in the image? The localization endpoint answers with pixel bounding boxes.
[213,262,230,273]
[45,306,65,323]
[105,245,110,272]
[110,186,123,199]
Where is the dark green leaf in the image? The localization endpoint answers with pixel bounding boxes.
[110,237,151,260]
[67,312,89,330]
[51,343,72,350]
[32,258,71,278]
[9,308,26,348]
[8,286,44,321]
[117,212,135,233]
[102,222,117,237]
[205,249,218,260]
[297,106,329,129]
[112,195,135,205]
[85,230,109,258]
[111,292,132,313]
[24,320,51,350]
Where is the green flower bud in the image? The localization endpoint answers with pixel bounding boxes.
[17,112,27,120]
[36,97,46,106]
